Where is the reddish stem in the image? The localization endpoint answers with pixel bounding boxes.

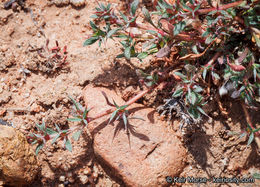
[90,87,152,121]
[197,0,244,15]
[205,51,221,67]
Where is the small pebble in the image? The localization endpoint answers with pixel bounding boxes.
[63,165,69,171]
[68,177,75,183]
[24,92,30,98]
[92,171,98,178]
[59,175,65,182]
[83,167,91,175]
[79,174,88,184]
[212,111,219,117]
[46,152,52,157]
[93,165,98,173]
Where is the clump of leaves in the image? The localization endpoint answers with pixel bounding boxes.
[84,0,260,121]
[28,0,260,155]
[27,121,58,155]
[36,39,68,72]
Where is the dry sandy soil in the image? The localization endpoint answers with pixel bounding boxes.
[0,0,259,186]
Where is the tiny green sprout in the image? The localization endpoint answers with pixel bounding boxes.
[253,173,260,180]
[137,70,159,87]
[27,121,58,155]
[108,100,128,125]
[228,124,260,148]
[246,124,260,147]
[68,96,91,126]
[107,99,145,132]
[51,124,72,152]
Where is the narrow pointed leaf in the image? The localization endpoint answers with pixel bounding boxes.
[67,118,82,122]
[119,11,128,22]
[68,96,80,111]
[239,132,247,139]
[51,133,60,144]
[72,130,82,141]
[119,105,128,110]
[83,109,88,119]
[83,36,99,46]
[90,21,98,31]
[65,139,72,152]
[46,128,57,135]
[130,0,139,16]
[83,119,88,126]
[202,67,207,80]
[122,112,128,128]
[55,123,61,132]
[124,46,131,60]
[107,28,121,39]
[247,133,254,146]
[197,106,209,117]
[137,52,148,60]
[109,110,118,124]
[35,143,44,155]
[172,88,183,97]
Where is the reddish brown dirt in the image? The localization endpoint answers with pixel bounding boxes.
[0,0,259,187]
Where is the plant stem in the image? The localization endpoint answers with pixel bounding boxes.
[90,86,153,122]
[89,75,171,122]
[197,0,244,15]
[205,51,221,67]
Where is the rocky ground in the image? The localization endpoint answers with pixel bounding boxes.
[0,0,260,186]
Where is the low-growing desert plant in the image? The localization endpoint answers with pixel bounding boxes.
[28,0,260,154]
[84,0,260,117]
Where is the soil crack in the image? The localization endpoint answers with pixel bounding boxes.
[144,142,161,160]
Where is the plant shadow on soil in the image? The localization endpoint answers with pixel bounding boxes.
[91,60,173,108]
[91,106,151,143]
[89,106,155,187]
[224,101,260,170]
[25,59,259,186]
[184,99,260,178]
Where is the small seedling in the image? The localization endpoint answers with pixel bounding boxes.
[37,39,68,72]
[102,91,144,132]
[228,123,260,148]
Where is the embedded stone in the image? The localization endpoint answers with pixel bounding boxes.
[0,126,39,186]
[83,85,187,186]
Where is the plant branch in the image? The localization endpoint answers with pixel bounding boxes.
[197,0,244,15]
[90,84,160,121]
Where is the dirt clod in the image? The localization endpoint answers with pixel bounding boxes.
[0,125,39,186]
[83,85,187,186]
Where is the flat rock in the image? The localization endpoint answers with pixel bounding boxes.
[0,126,39,186]
[83,85,187,186]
